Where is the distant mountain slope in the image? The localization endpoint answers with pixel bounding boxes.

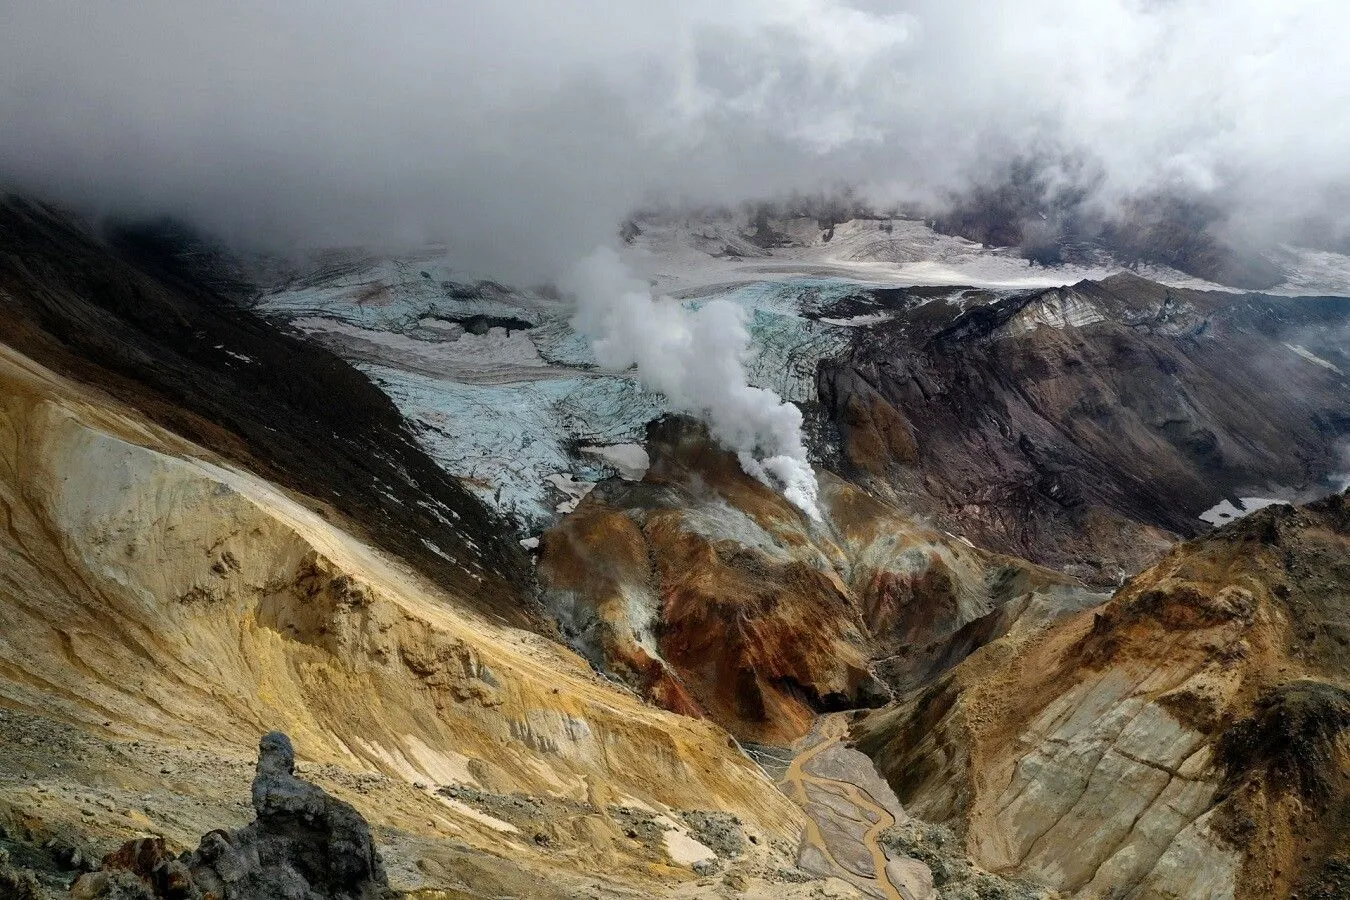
[819,272,1350,582]
[621,210,1350,298]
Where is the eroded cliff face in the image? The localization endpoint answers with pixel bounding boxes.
[819,274,1350,583]
[539,417,1102,746]
[855,491,1350,899]
[0,341,831,897]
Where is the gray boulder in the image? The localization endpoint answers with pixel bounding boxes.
[73,732,395,900]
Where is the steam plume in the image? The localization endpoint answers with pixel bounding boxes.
[564,247,821,520]
[1334,441,1350,494]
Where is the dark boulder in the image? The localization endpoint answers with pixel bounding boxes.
[72,733,396,900]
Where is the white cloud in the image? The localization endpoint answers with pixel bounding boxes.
[2,1,1348,277]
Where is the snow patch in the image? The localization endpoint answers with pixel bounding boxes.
[1199,496,1287,526]
[818,312,891,327]
[579,443,649,480]
[419,538,457,563]
[546,473,597,514]
[1005,292,1107,336]
[1285,342,1345,376]
[434,796,520,834]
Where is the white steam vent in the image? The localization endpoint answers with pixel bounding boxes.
[564,247,821,521]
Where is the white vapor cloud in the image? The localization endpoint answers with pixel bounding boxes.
[4,1,1350,280]
[564,247,821,519]
[1334,441,1350,494]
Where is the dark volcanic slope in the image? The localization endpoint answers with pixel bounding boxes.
[820,273,1350,583]
[0,197,533,623]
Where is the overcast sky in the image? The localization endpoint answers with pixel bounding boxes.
[3,1,1348,280]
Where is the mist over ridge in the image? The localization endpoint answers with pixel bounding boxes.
[3,1,1350,284]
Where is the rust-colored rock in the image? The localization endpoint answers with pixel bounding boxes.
[839,392,919,474]
[541,416,1098,744]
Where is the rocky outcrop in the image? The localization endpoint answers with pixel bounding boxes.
[854,491,1350,899]
[540,417,1100,744]
[72,732,395,900]
[0,850,50,900]
[878,822,1049,900]
[819,273,1350,582]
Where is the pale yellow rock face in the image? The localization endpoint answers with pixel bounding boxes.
[858,618,1244,899]
[979,675,1236,897]
[0,343,809,894]
[857,488,1350,900]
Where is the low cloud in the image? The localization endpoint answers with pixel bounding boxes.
[3,1,1350,282]
[1334,441,1350,494]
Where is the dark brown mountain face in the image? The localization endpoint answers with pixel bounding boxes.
[0,197,533,623]
[934,165,1286,289]
[818,273,1350,584]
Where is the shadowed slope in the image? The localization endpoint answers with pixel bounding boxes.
[820,273,1350,582]
[0,197,531,624]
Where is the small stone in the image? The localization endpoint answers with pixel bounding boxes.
[70,871,110,900]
